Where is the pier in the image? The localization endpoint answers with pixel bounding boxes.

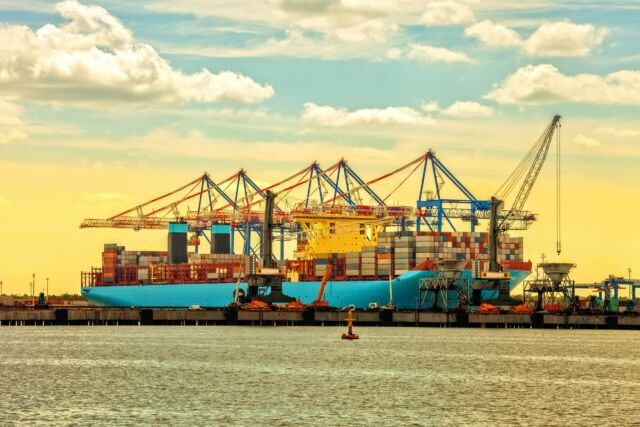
[1,308,639,329]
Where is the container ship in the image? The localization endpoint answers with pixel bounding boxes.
[79,117,568,310]
[81,224,531,309]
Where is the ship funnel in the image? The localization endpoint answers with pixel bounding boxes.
[540,263,576,286]
[435,260,467,281]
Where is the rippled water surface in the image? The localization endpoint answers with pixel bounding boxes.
[1,326,639,426]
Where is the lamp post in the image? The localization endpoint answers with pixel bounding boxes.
[0,280,3,296]
[32,273,35,307]
[46,277,49,300]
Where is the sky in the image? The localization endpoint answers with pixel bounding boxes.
[1,0,639,295]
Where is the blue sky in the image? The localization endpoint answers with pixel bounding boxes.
[1,0,640,292]
[1,0,639,151]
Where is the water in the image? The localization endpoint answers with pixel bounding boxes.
[1,326,639,426]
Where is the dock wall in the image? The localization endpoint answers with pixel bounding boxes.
[1,308,639,329]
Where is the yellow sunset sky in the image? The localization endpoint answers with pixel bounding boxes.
[1,1,640,294]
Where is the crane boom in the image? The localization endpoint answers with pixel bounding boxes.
[310,264,332,307]
[498,115,561,230]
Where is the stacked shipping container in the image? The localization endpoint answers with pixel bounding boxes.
[361,246,376,276]
[189,253,245,264]
[97,231,524,285]
[102,244,119,283]
[394,234,416,274]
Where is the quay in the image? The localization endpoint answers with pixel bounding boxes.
[1,308,639,329]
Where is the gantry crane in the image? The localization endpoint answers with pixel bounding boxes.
[471,115,562,306]
[80,115,561,267]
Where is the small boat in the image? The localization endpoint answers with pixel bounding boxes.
[341,309,359,340]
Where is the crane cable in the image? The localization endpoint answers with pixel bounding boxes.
[382,157,424,203]
[495,129,546,202]
[556,121,562,255]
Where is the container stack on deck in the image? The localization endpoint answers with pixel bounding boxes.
[102,245,168,267]
[376,233,393,276]
[102,244,118,283]
[361,246,376,276]
[499,236,523,261]
[87,230,524,288]
[345,252,360,277]
[394,234,416,274]
[375,231,523,267]
[188,253,245,264]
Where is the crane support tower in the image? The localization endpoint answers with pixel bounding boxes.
[246,190,295,304]
[471,115,563,307]
[471,197,512,306]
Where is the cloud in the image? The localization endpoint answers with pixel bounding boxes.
[573,135,600,148]
[187,29,391,60]
[0,99,27,144]
[421,101,439,113]
[150,0,399,43]
[407,43,473,63]
[301,102,434,126]
[278,0,398,42]
[523,21,608,57]
[465,19,608,57]
[464,20,522,48]
[485,64,640,105]
[597,125,640,138]
[0,196,11,205]
[442,101,494,118]
[0,0,274,105]
[158,0,401,60]
[421,1,475,26]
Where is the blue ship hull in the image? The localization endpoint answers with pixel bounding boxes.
[81,269,530,309]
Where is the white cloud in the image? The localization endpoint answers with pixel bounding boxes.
[0,0,274,105]
[442,101,494,118]
[301,102,434,126]
[421,100,439,113]
[151,0,399,43]
[597,125,640,138]
[465,19,608,57]
[408,43,473,63]
[486,64,640,105]
[421,1,475,26]
[464,20,522,48]
[523,21,608,57]
[0,99,27,144]
[277,0,398,42]
[157,0,401,60]
[573,135,600,148]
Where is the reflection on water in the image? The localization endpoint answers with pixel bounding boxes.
[1,326,639,426]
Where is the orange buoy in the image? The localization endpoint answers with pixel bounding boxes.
[341,309,359,340]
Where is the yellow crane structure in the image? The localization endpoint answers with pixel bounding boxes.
[290,212,389,258]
